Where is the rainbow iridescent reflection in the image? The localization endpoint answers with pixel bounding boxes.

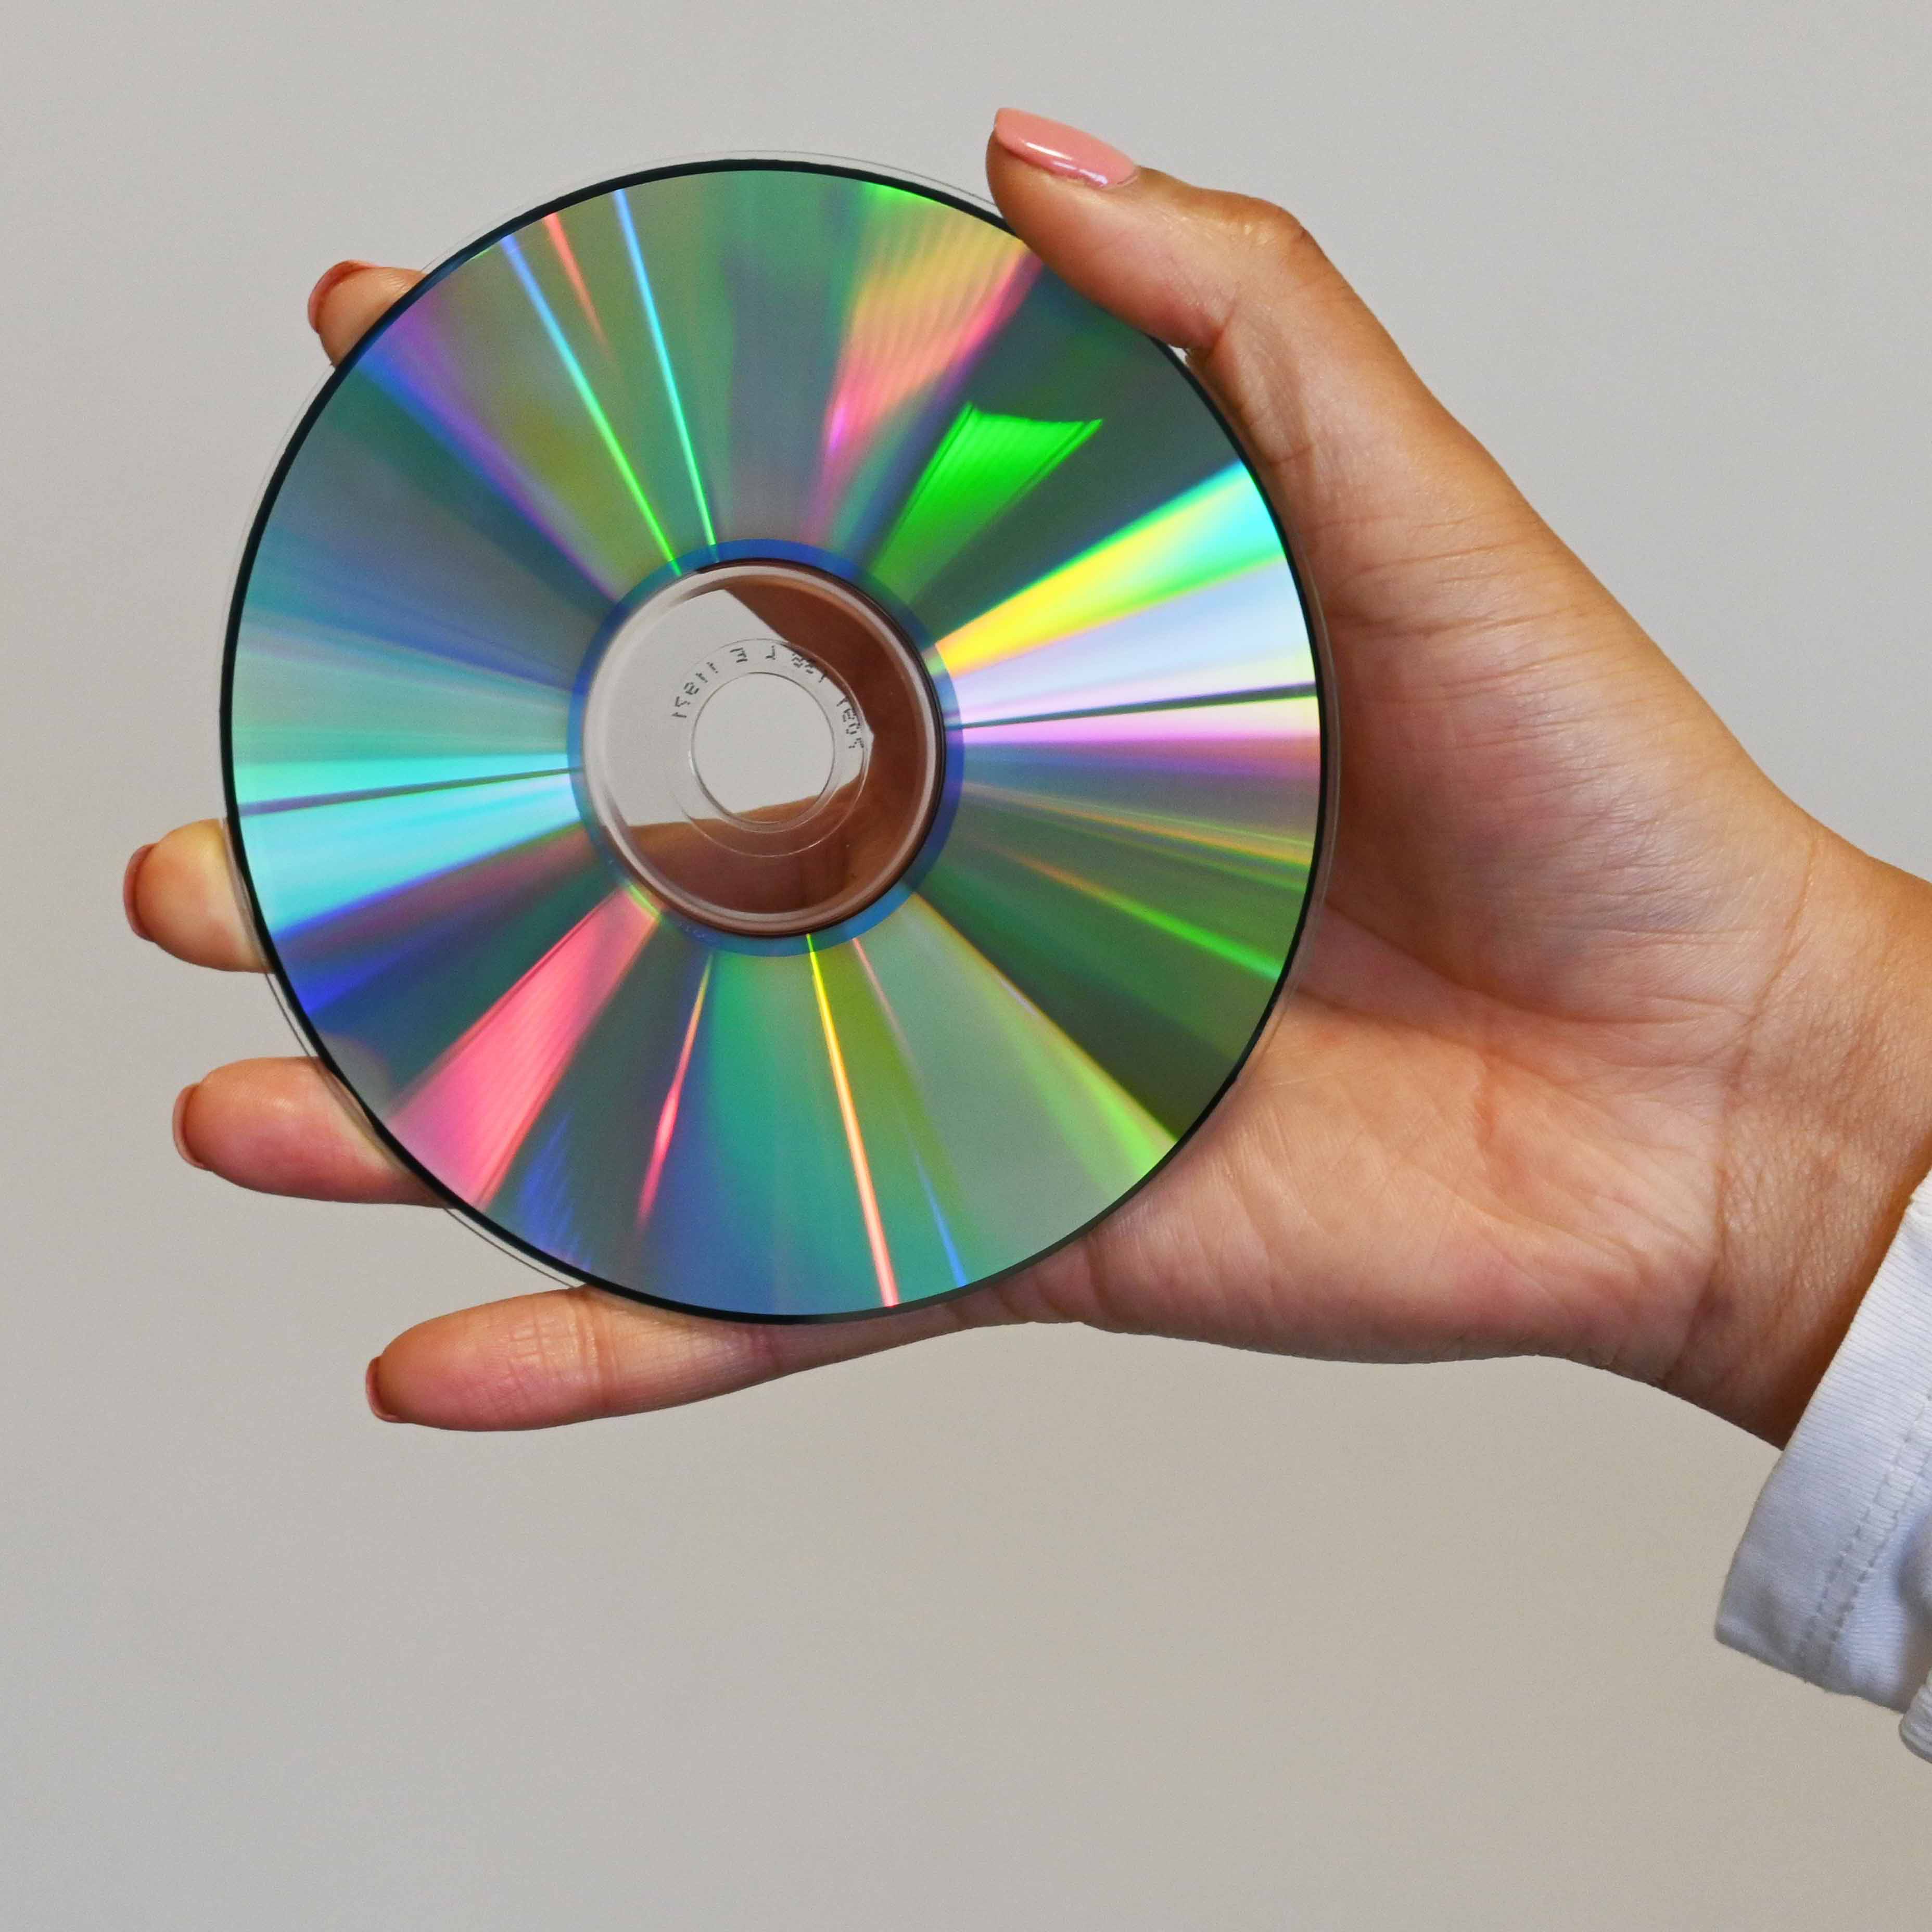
[225,161,1326,1319]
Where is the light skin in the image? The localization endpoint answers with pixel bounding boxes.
[127,113,1932,1441]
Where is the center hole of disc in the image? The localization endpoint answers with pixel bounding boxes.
[690,672,835,822]
[582,560,942,937]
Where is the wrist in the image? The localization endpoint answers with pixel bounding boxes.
[1667,834,1932,1443]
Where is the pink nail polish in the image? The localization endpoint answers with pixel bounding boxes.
[307,259,375,334]
[172,1085,210,1171]
[365,1358,402,1423]
[993,110,1137,189]
[123,844,155,942]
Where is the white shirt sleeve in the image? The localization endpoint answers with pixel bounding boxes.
[1717,1176,1932,1758]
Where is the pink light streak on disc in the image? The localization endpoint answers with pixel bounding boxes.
[808,227,1037,539]
[637,962,711,1227]
[543,212,611,350]
[392,888,658,1205]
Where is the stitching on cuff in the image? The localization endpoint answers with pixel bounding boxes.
[1797,1381,1932,1681]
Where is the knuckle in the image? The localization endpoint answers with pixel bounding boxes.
[1233,194,1319,268]
[735,1315,787,1385]
[490,1290,610,1422]
[976,1247,1094,1329]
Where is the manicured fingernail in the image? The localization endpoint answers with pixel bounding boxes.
[123,844,155,942]
[366,1357,402,1423]
[172,1085,210,1170]
[993,110,1137,189]
[307,260,375,334]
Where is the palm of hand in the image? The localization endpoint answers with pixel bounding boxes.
[1056,441,1810,1390]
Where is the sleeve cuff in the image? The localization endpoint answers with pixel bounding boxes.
[1716,1178,1932,1758]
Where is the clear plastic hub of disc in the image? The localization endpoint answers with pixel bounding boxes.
[581,562,944,936]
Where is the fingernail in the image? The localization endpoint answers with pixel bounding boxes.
[993,109,1137,189]
[307,260,375,334]
[123,844,155,942]
[172,1084,210,1171]
[366,1357,403,1423]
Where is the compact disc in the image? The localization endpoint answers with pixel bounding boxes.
[223,158,1328,1320]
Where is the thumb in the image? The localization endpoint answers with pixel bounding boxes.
[983,113,1554,614]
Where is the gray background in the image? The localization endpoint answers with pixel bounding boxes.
[6,0,1931,1924]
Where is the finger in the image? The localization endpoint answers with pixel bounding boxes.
[984,113,1560,617]
[175,1057,437,1204]
[308,261,423,365]
[368,1283,1009,1429]
[126,821,263,971]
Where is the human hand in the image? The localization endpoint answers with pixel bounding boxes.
[128,116,1932,1440]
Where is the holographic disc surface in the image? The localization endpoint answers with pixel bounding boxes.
[223,158,1329,1321]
